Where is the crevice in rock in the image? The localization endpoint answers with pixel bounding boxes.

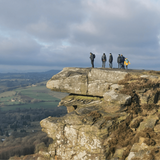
[86,71,89,95]
[69,93,103,98]
[73,105,77,110]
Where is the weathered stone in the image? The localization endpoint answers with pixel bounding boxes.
[140,75,158,79]
[130,116,143,129]
[40,105,132,160]
[139,89,160,105]
[87,80,112,96]
[47,67,89,95]
[103,90,131,105]
[88,68,127,83]
[138,115,159,131]
[40,112,105,159]
[126,138,150,160]
[58,95,103,113]
[110,84,123,91]
[47,67,127,96]
[113,148,127,159]
[154,124,160,133]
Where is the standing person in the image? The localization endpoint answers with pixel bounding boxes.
[90,52,95,68]
[120,54,125,69]
[109,53,113,68]
[124,58,130,69]
[101,53,106,68]
[117,54,121,69]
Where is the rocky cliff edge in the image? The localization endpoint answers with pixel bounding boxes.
[16,68,160,160]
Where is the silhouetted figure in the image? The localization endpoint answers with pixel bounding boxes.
[90,52,95,68]
[101,53,106,68]
[109,53,113,68]
[117,54,121,68]
[120,54,125,69]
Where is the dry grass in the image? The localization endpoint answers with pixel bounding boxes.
[104,72,160,159]
[118,74,158,95]
[88,110,102,120]
[141,103,159,111]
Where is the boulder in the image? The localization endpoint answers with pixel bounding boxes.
[103,90,131,105]
[40,107,129,160]
[137,115,159,132]
[46,67,127,96]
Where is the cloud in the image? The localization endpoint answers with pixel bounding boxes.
[0,0,160,72]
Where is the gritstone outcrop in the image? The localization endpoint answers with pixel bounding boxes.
[11,68,160,160]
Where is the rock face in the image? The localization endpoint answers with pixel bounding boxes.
[46,67,128,97]
[47,67,131,114]
[14,68,160,160]
[40,108,129,160]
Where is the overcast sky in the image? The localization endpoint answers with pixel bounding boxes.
[0,0,160,72]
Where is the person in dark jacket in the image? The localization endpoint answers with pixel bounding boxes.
[120,54,125,69]
[109,53,113,68]
[90,52,95,68]
[117,54,121,68]
[101,53,106,68]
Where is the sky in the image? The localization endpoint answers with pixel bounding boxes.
[0,0,160,73]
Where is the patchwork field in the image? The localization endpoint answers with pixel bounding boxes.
[0,85,68,111]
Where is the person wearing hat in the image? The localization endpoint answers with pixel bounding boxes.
[101,53,106,68]
[117,54,121,69]
[90,52,95,68]
[109,53,113,68]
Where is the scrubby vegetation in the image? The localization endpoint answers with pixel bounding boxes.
[102,73,160,159]
[0,131,52,160]
[0,106,67,160]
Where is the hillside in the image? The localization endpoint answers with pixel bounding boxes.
[0,70,68,160]
[10,67,160,160]
[0,70,60,93]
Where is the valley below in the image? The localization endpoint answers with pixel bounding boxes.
[0,71,68,160]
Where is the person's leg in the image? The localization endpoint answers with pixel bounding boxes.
[109,62,112,68]
[91,60,94,68]
[118,63,120,68]
[102,62,104,68]
[121,63,123,69]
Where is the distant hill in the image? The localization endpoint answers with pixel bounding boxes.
[0,70,61,92]
[0,69,61,80]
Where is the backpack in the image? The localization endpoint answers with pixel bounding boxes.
[93,54,95,59]
[102,55,106,61]
[118,56,121,63]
